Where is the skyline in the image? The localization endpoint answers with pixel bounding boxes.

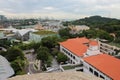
[0,0,120,19]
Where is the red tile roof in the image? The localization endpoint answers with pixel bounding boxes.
[60,37,89,56]
[89,41,98,46]
[84,54,120,80]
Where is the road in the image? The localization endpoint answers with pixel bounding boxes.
[24,50,41,74]
[24,49,61,73]
[47,58,61,72]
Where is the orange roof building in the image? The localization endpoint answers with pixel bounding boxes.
[60,37,120,80]
[60,37,89,57]
[59,37,100,64]
[89,40,98,46]
[83,54,120,80]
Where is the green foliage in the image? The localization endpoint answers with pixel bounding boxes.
[56,52,68,63]
[17,42,41,51]
[51,49,59,57]
[37,46,49,62]
[0,39,11,48]
[6,47,24,62]
[63,16,120,33]
[0,51,7,57]
[46,56,52,67]
[33,30,56,35]
[58,28,71,38]
[11,58,26,75]
[83,29,97,38]
[83,29,113,42]
[3,46,27,75]
[115,31,120,38]
[41,36,60,49]
[96,30,114,42]
[36,46,53,67]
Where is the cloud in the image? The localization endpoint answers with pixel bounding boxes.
[43,7,55,10]
[0,0,120,19]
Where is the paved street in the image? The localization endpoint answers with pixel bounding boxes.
[24,50,41,74]
[47,58,61,72]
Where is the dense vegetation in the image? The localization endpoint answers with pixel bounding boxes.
[0,47,27,75]
[33,30,56,35]
[63,16,120,33]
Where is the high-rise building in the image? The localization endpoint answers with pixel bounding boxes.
[0,15,7,21]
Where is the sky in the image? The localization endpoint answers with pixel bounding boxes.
[0,0,120,19]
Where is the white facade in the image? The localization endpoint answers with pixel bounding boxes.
[84,45,101,57]
[60,40,101,64]
[83,61,112,80]
[60,45,82,64]
[99,41,120,56]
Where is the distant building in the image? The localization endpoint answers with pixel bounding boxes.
[34,22,44,30]
[0,55,14,80]
[69,25,90,34]
[99,41,120,56]
[0,15,7,21]
[40,20,63,32]
[15,29,32,41]
[83,54,120,80]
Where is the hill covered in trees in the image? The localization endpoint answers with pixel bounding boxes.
[63,16,120,33]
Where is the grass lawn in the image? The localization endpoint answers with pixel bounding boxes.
[33,30,56,35]
[62,65,75,70]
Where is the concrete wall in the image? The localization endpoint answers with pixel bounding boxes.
[83,61,112,80]
[60,45,82,64]
[99,42,119,56]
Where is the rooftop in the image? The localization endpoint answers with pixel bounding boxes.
[60,37,89,56]
[89,41,98,46]
[84,54,120,80]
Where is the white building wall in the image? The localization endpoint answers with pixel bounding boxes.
[60,45,82,64]
[99,42,119,56]
[83,61,112,80]
[84,45,102,57]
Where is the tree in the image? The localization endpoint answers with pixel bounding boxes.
[58,28,71,38]
[6,47,24,62]
[115,31,120,38]
[83,29,97,38]
[5,47,26,75]
[51,49,59,57]
[0,51,7,57]
[41,36,60,49]
[57,52,68,63]
[37,46,49,62]
[11,58,26,75]
[97,30,113,42]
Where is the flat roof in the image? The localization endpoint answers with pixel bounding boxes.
[84,54,120,80]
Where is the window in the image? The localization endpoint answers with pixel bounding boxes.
[73,62,75,64]
[89,67,93,73]
[71,54,73,57]
[73,56,75,59]
[68,52,70,55]
[94,71,98,77]
[100,75,105,79]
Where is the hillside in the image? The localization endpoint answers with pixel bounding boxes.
[8,71,102,80]
[63,16,120,33]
